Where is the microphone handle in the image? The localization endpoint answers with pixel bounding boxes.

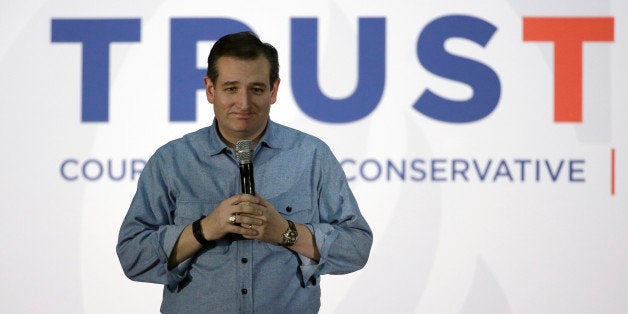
[239,163,255,195]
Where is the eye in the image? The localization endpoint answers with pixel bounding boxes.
[225,87,238,93]
[251,87,265,94]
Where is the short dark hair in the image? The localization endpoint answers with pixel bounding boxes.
[206,31,279,86]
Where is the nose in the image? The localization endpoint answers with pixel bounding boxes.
[234,91,251,110]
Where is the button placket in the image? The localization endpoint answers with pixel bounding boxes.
[239,240,253,312]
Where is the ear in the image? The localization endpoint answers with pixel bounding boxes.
[270,78,281,105]
[204,76,215,103]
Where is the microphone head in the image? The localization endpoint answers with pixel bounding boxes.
[235,140,253,164]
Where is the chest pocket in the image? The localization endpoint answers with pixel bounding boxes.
[268,191,316,225]
[174,201,215,225]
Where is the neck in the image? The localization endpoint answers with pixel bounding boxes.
[217,126,266,150]
[223,135,261,150]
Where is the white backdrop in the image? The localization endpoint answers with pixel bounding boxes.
[1,0,627,313]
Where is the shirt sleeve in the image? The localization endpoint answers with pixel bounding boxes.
[116,151,191,291]
[298,144,373,285]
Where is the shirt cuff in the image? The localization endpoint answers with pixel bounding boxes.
[156,224,192,291]
[297,223,338,286]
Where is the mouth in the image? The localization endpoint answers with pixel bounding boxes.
[231,112,253,119]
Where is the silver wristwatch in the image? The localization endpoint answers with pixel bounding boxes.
[281,220,298,246]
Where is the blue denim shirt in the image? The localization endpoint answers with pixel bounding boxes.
[116,120,373,313]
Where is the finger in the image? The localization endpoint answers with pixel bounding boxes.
[235,215,265,226]
[238,202,263,216]
[222,194,256,209]
[255,196,272,207]
[233,193,259,205]
[236,225,258,237]
[254,197,276,214]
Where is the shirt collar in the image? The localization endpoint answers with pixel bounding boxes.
[257,119,284,150]
[207,119,230,156]
[206,118,284,156]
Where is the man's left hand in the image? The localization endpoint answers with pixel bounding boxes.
[240,196,288,244]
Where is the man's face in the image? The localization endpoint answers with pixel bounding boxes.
[204,56,279,145]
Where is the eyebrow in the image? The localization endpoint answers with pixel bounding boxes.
[221,81,268,88]
[221,81,240,87]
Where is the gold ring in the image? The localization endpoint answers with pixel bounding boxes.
[228,214,237,224]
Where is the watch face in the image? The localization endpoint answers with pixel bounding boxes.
[283,230,296,244]
[282,220,298,246]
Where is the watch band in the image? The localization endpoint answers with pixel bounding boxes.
[192,215,212,246]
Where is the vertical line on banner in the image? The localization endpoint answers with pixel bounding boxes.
[611,148,616,195]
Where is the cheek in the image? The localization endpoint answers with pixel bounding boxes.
[251,95,273,107]
[212,102,228,117]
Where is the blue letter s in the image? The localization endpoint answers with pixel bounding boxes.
[414,15,500,123]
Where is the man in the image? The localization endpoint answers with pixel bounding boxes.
[117,31,372,313]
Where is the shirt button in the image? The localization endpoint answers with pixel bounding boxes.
[286,206,292,212]
[241,258,248,264]
[241,288,248,295]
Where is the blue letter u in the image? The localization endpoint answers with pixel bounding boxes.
[291,18,386,123]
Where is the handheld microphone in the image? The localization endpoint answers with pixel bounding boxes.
[236,140,255,195]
